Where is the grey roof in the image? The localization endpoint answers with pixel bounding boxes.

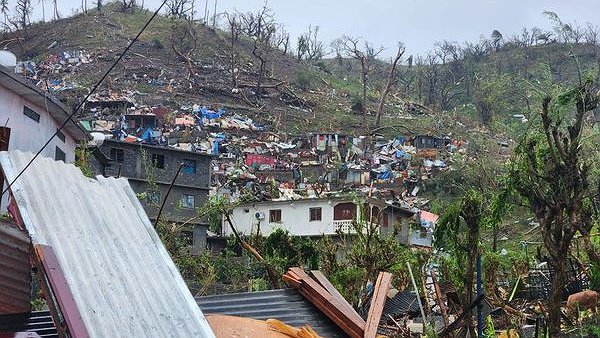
[102,138,214,158]
[0,151,214,338]
[0,65,89,141]
[0,311,57,338]
[1,289,348,338]
[197,288,347,338]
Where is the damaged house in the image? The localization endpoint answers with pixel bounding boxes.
[89,139,212,253]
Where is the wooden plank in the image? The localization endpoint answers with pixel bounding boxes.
[310,270,356,315]
[295,286,363,338]
[285,268,365,338]
[430,269,449,327]
[364,272,392,338]
[289,268,365,326]
[34,244,90,338]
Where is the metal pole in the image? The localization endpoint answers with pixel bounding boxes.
[154,162,184,228]
[477,254,483,337]
[407,261,427,333]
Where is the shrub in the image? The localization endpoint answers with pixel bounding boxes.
[294,71,314,91]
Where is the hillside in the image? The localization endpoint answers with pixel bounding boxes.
[0,4,485,140]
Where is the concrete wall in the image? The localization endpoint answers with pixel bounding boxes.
[128,179,208,224]
[0,86,77,162]
[1,85,78,212]
[226,199,341,236]
[99,139,210,188]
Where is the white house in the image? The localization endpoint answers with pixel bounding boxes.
[0,64,89,210]
[224,197,417,243]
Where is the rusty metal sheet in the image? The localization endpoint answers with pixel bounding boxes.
[0,151,215,338]
[0,220,31,315]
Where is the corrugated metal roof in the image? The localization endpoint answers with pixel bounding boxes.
[0,151,215,338]
[0,311,57,338]
[0,221,31,315]
[381,291,420,318]
[197,288,347,338]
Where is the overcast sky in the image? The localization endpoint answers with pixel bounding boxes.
[22,0,600,58]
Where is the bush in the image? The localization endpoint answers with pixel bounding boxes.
[152,38,164,49]
[350,95,364,113]
[294,71,314,91]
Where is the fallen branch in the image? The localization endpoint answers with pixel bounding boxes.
[223,212,281,288]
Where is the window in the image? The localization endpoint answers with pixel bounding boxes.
[23,106,40,122]
[55,146,66,162]
[146,190,160,205]
[56,129,65,142]
[182,159,196,174]
[151,154,165,169]
[181,194,195,209]
[110,148,124,162]
[269,209,282,223]
[309,207,322,222]
[333,203,356,221]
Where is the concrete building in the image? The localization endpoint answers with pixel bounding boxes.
[225,197,417,244]
[0,64,89,211]
[90,139,212,253]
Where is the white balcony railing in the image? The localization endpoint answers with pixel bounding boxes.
[332,220,356,234]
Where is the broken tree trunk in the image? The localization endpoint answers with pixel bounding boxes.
[375,44,404,129]
[223,212,281,289]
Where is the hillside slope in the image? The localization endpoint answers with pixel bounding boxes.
[0,5,406,135]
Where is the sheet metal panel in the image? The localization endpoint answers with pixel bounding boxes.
[198,289,346,338]
[0,221,31,315]
[0,151,214,338]
[0,311,57,338]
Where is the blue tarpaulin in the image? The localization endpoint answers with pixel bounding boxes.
[201,106,225,119]
[377,171,392,180]
[141,127,154,141]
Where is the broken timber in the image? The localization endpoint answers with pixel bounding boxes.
[364,272,392,338]
[283,267,365,338]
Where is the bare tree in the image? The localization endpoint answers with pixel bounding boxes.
[96,0,103,13]
[225,12,240,87]
[15,0,32,28]
[272,25,290,55]
[52,0,59,20]
[171,18,198,79]
[374,43,404,128]
[334,35,383,129]
[166,0,193,18]
[423,52,439,106]
[239,5,276,99]
[296,25,323,61]
[120,0,136,12]
[585,23,600,81]
[0,0,9,27]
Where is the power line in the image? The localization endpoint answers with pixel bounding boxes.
[1,1,168,198]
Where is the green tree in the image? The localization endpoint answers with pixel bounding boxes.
[435,190,484,336]
[510,77,600,335]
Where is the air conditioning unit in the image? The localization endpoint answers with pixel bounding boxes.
[255,212,265,220]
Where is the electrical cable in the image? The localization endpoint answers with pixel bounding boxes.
[1,1,168,198]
